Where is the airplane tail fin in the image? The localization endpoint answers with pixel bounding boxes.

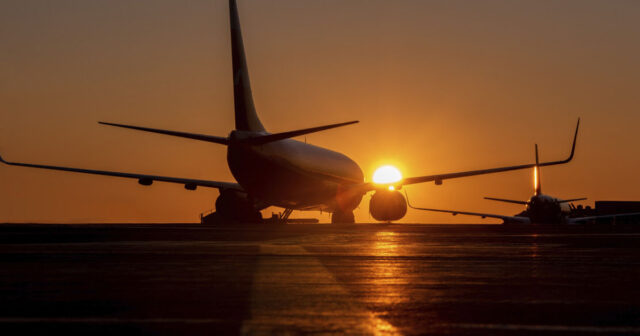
[230,0,265,132]
[534,144,542,196]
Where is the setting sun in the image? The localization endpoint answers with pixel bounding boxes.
[373,165,403,185]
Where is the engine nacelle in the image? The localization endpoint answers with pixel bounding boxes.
[369,190,408,222]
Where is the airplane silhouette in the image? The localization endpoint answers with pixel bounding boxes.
[1,0,580,223]
[407,141,640,225]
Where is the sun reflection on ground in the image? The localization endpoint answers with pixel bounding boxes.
[369,231,410,306]
[530,234,539,258]
[374,231,400,256]
[369,312,400,336]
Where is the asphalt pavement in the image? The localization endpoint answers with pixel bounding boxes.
[0,223,639,335]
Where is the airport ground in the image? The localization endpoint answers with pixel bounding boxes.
[0,223,639,335]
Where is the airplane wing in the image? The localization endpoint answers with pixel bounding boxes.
[484,197,529,205]
[557,198,587,204]
[0,153,241,191]
[409,205,530,224]
[405,191,531,224]
[399,119,580,187]
[566,212,640,225]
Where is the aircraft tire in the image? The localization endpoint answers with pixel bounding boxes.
[214,191,263,224]
[331,211,355,224]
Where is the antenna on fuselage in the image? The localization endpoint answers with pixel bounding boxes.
[534,144,542,196]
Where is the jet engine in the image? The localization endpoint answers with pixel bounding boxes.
[369,190,408,222]
[215,189,262,223]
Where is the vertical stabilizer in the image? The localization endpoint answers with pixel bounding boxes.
[534,144,542,196]
[229,0,265,131]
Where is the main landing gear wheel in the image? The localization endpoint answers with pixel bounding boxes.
[331,211,355,224]
[213,190,263,224]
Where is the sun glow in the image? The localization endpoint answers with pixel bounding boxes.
[373,165,403,184]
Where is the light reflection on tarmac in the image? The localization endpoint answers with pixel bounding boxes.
[0,224,639,335]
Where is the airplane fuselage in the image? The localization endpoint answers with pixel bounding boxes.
[525,194,568,224]
[227,130,365,212]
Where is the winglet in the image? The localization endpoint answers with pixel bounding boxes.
[538,117,580,167]
[567,117,580,162]
[0,152,5,164]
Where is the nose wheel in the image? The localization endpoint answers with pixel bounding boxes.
[331,210,355,224]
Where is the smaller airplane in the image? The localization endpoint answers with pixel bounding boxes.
[407,144,640,225]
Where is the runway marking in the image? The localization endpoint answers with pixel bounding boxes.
[449,323,640,334]
[241,244,400,335]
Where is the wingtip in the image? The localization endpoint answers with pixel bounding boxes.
[98,121,121,126]
[342,120,359,127]
[0,152,6,164]
[569,117,580,159]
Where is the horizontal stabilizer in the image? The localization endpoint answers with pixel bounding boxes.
[99,122,229,145]
[484,197,528,205]
[558,197,587,204]
[242,121,358,145]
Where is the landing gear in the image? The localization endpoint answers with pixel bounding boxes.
[331,210,355,224]
[279,208,293,224]
[202,190,263,225]
[202,208,262,225]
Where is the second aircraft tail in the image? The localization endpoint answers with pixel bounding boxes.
[534,144,542,196]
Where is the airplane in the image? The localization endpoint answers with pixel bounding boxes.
[407,144,640,225]
[0,0,580,224]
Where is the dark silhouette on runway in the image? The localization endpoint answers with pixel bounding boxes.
[408,140,640,225]
[1,223,640,335]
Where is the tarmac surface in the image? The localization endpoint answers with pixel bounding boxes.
[0,223,639,335]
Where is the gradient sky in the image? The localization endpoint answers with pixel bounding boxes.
[1,0,639,223]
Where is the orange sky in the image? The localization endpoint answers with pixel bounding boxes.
[1,0,639,223]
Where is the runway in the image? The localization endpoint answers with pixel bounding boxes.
[0,223,639,335]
